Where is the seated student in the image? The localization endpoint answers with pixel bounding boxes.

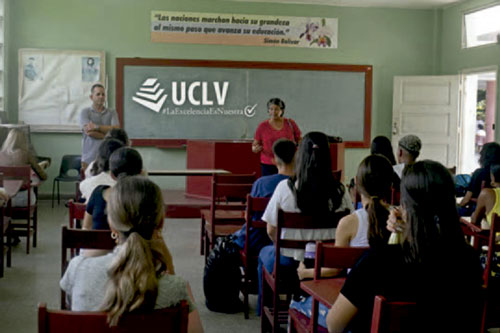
[256,132,353,315]
[393,134,421,179]
[79,138,124,202]
[326,160,482,333]
[84,128,130,179]
[459,142,500,216]
[290,154,393,328]
[233,138,296,254]
[0,128,49,207]
[83,147,143,231]
[471,163,500,230]
[350,136,400,208]
[60,176,203,332]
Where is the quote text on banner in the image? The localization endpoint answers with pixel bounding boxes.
[151,11,337,49]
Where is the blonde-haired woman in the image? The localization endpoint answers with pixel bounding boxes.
[0,128,48,207]
[60,176,203,332]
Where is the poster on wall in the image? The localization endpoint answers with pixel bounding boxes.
[18,49,106,132]
[151,11,338,49]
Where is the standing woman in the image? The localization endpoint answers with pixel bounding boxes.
[253,98,301,176]
[0,128,48,207]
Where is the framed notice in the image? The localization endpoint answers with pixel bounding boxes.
[18,49,106,132]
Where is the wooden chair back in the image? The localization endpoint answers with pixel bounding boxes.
[313,242,368,280]
[370,295,417,333]
[210,173,255,206]
[262,209,348,332]
[38,301,189,333]
[459,218,488,251]
[240,195,270,318]
[289,242,368,332]
[0,165,35,254]
[60,226,115,309]
[68,200,86,229]
[200,173,255,258]
[483,213,500,288]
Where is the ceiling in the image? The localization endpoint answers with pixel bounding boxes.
[229,0,465,9]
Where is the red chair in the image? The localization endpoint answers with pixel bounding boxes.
[0,165,37,254]
[480,213,500,332]
[0,174,13,277]
[240,194,270,319]
[68,200,86,229]
[38,300,189,333]
[261,210,348,333]
[60,226,115,309]
[200,173,255,260]
[370,295,417,333]
[289,243,368,333]
[459,218,489,251]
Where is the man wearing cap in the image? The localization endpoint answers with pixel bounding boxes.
[393,134,422,178]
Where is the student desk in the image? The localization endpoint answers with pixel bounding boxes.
[152,169,230,218]
[300,277,346,307]
[149,169,229,176]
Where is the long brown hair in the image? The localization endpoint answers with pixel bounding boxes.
[1,129,29,153]
[356,154,393,247]
[101,176,166,326]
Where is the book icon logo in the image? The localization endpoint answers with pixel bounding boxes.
[132,78,168,113]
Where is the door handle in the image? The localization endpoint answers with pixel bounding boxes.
[392,122,398,135]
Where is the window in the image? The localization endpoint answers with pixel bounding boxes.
[463,4,500,48]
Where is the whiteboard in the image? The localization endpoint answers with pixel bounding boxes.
[18,49,106,132]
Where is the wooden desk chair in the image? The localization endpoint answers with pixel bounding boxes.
[289,242,368,333]
[0,175,13,277]
[240,194,270,319]
[68,200,86,229]
[0,165,37,254]
[480,213,500,332]
[38,300,189,333]
[459,218,489,251]
[60,226,115,309]
[370,295,417,333]
[200,173,255,259]
[261,210,347,333]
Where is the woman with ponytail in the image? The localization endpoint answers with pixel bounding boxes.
[256,131,353,315]
[326,161,482,332]
[61,176,203,332]
[290,154,393,329]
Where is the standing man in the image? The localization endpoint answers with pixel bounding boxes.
[80,83,119,171]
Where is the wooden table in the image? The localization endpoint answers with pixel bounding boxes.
[149,169,230,176]
[300,277,346,307]
[161,189,210,218]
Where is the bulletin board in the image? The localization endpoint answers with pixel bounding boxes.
[18,49,106,132]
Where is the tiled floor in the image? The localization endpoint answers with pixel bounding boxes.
[0,200,260,332]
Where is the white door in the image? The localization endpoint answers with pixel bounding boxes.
[392,75,460,168]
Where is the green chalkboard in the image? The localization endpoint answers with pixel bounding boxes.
[116,59,372,148]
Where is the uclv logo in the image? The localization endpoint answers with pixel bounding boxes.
[133,78,229,112]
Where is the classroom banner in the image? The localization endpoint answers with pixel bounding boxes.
[151,11,337,49]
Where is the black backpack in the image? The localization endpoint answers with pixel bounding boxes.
[203,235,243,313]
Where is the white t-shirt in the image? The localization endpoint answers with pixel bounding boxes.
[393,163,405,179]
[79,171,115,202]
[262,179,353,261]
